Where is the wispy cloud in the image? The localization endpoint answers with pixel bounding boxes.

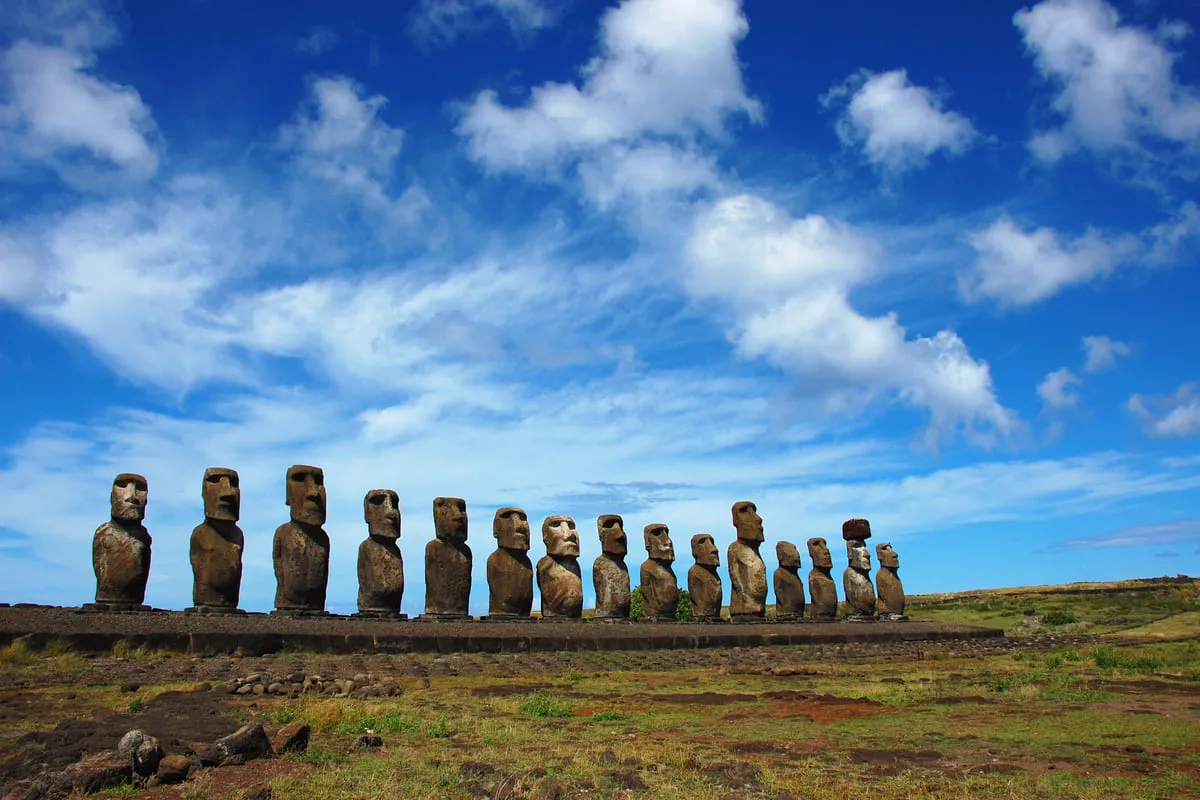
[1051,517,1200,550]
[410,0,558,47]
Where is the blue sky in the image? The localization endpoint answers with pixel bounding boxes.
[1,0,1198,615]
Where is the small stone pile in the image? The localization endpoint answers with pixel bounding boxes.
[218,672,403,698]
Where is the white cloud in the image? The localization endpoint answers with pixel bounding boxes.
[1014,0,1200,161]
[1128,382,1200,438]
[686,194,1019,449]
[0,4,159,182]
[961,216,1138,306]
[279,75,430,225]
[1081,335,1131,372]
[1038,367,1082,408]
[410,0,557,45]
[822,68,977,172]
[1052,516,1200,550]
[457,0,760,173]
[294,27,339,56]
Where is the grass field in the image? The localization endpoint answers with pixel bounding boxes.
[0,577,1196,799]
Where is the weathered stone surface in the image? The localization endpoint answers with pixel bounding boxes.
[425,497,471,617]
[198,723,273,767]
[537,516,582,619]
[357,490,404,614]
[688,534,722,620]
[639,524,678,621]
[773,541,805,620]
[592,515,630,620]
[117,729,163,778]
[271,721,310,754]
[843,537,877,619]
[155,754,190,784]
[50,751,130,795]
[842,518,872,542]
[487,508,533,618]
[875,542,906,619]
[806,537,837,619]
[728,501,767,619]
[93,473,151,606]
[273,466,329,612]
[191,467,243,611]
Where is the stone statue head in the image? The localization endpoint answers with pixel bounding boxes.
[777,540,801,569]
[111,473,148,523]
[542,516,580,558]
[493,507,529,551]
[847,539,871,571]
[691,533,719,567]
[285,465,325,525]
[842,518,872,541]
[732,500,764,543]
[364,489,401,539]
[807,537,832,569]
[644,524,674,562]
[597,514,627,556]
[876,542,899,569]
[433,497,468,543]
[202,467,239,522]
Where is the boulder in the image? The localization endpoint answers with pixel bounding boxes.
[271,722,310,755]
[198,723,273,767]
[117,730,163,778]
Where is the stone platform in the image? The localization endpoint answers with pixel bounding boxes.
[0,605,1001,657]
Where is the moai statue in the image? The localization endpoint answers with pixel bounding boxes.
[773,541,805,621]
[639,524,678,621]
[272,465,330,614]
[806,537,837,619]
[91,473,152,610]
[424,497,472,619]
[687,534,723,621]
[537,516,583,619]
[875,542,907,620]
[356,490,405,617]
[189,468,243,613]
[592,515,630,620]
[842,518,876,620]
[487,508,533,619]
[728,500,767,620]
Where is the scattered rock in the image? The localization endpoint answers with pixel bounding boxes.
[119,682,140,693]
[155,754,191,784]
[459,762,496,778]
[531,779,563,800]
[271,721,310,755]
[608,770,648,791]
[354,733,383,751]
[416,678,431,689]
[597,749,618,764]
[198,723,273,767]
[49,751,130,795]
[234,784,272,800]
[117,729,163,778]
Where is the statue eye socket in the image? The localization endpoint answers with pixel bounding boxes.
[369,495,386,505]
[206,475,221,484]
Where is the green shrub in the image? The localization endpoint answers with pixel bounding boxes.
[629,587,644,621]
[519,689,573,719]
[1042,609,1078,626]
[675,590,692,621]
[591,709,627,722]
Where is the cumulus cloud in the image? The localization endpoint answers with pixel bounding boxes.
[1014,0,1200,162]
[686,194,1019,449]
[1038,367,1082,409]
[457,0,760,178]
[1081,335,1131,373]
[1128,382,1200,438]
[961,217,1139,306]
[410,0,557,46]
[822,68,977,173]
[0,0,159,182]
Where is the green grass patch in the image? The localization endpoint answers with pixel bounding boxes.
[518,689,573,718]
